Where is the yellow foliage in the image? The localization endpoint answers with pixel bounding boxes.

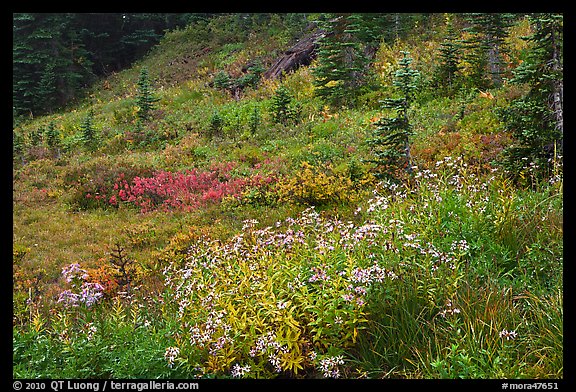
[275,161,369,206]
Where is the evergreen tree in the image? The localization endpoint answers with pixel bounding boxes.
[27,128,42,147]
[463,13,515,89]
[498,13,563,183]
[312,13,368,108]
[367,51,420,180]
[13,13,193,117]
[13,131,25,162]
[433,16,463,96]
[381,13,416,43]
[248,106,261,135]
[135,67,159,122]
[13,13,95,116]
[44,121,61,156]
[208,111,224,138]
[270,85,298,125]
[80,110,98,150]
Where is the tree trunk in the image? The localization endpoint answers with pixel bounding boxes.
[550,28,563,150]
[487,38,502,87]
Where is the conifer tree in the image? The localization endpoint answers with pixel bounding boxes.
[13,13,94,116]
[44,121,61,157]
[208,111,224,138]
[248,106,261,135]
[498,13,563,183]
[312,13,368,108]
[434,16,462,96]
[13,13,200,117]
[463,13,515,89]
[135,66,159,122]
[270,85,298,125]
[367,51,420,180]
[13,131,24,161]
[80,110,98,151]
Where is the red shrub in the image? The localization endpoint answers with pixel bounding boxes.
[105,161,278,213]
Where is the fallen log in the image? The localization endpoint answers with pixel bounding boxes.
[263,28,325,80]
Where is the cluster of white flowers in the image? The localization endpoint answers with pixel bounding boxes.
[318,355,345,378]
[248,331,288,373]
[438,299,461,318]
[85,322,97,341]
[451,239,470,254]
[164,346,180,368]
[499,329,518,340]
[230,363,251,378]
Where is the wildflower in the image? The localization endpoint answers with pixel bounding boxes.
[342,293,355,302]
[499,329,518,340]
[277,300,289,310]
[61,263,88,284]
[57,290,79,307]
[354,286,367,295]
[164,346,180,368]
[59,329,70,343]
[268,353,282,373]
[79,282,104,307]
[231,363,251,378]
[451,239,469,253]
[308,266,329,283]
[351,267,372,284]
[242,219,259,231]
[85,322,97,341]
[318,355,345,378]
[438,299,461,317]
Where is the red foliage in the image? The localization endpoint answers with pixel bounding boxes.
[103,161,278,213]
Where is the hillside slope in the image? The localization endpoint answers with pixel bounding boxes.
[13,14,563,380]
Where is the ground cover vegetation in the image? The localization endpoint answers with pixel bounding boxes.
[13,13,563,380]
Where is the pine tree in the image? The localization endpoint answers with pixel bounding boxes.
[80,110,98,150]
[270,85,298,125]
[208,111,224,138]
[498,13,563,183]
[434,16,463,96]
[13,13,192,117]
[367,51,420,180]
[13,13,95,117]
[44,121,61,157]
[135,67,159,122]
[463,13,515,89]
[312,13,369,108]
[248,106,261,135]
[13,131,24,159]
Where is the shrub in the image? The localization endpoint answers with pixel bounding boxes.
[161,208,400,378]
[269,85,300,125]
[62,159,154,211]
[105,162,277,213]
[208,111,224,138]
[275,161,369,207]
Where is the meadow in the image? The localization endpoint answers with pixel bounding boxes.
[13,14,563,379]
